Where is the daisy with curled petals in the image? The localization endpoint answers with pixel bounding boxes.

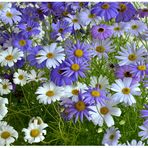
[35,82,64,105]
[0,97,8,120]
[13,69,28,86]
[0,46,24,67]
[22,119,48,144]
[89,97,121,127]
[0,79,12,95]
[0,122,18,146]
[36,43,65,69]
[111,77,141,106]
[115,43,146,66]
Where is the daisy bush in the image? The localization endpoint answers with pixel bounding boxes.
[0,2,148,146]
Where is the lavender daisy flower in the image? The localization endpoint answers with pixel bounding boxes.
[102,126,121,146]
[27,46,46,69]
[61,58,89,81]
[83,87,108,105]
[65,92,94,123]
[139,123,148,140]
[91,24,113,40]
[66,41,91,62]
[116,2,137,22]
[130,61,148,79]
[138,8,148,18]
[91,2,119,21]
[40,2,54,14]
[50,62,74,86]
[141,104,148,125]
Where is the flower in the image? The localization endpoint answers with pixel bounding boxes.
[36,43,65,69]
[66,40,91,62]
[0,8,22,25]
[91,38,114,59]
[89,75,109,90]
[0,3,11,15]
[111,78,141,105]
[89,97,121,127]
[35,82,64,104]
[0,46,24,67]
[115,43,146,66]
[0,79,12,95]
[91,24,113,40]
[116,2,137,22]
[139,124,148,140]
[0,122,18,146]
[126,139,145,146]
[22,119,48,144]
[102,126,121,146]
[91,2,119,21]
[0,97,8,120]
[13,69,28,86]
[140,104,148,125]
[125,20,147,36]
[138,8,148,18]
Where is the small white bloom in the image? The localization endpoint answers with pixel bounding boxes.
[36,43,65,69]
[0,79,12,95]
[0,46,24,67]
[35,82,64,104]
[13,69,28,86]
[22,120,48,144]
[0,97,8,120]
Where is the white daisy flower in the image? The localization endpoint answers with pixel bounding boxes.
[36,43,65,69]
[13,69,28,86]
[78,8,101,26]
[0,79,12,95]
[126,139,145,146]
[102,126,121,146]
[139,124,148,141]
[0,123,18,146]
[0,46,24,67]
[91,39,114,59]
[115,43,146,66]
[35,82,64,104]
[125,20,147,36]
[111,77,141,106]
[27,69,47,83]
[90,75,109,90]
[65,14,81,30]
[0,97,8,120]
[0,3,11,15]
[89,98,121,127]
[22,120,48,144]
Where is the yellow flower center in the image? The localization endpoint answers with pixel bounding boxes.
[96,46,105,53]
[128,54,137,61]
[72,19,78,23]
[88,13,96,18]
[100,107,109,115]
[119,3,127,12]
[5,55,14,61]
[6,11,13,18]
[122,87,130,94]
[46,53,54,59]
[62,11,69,16]
[46,90,54,97]
[1,131,11,139]
[74,49,83,57]
[91,90,100,97]
[131,25,138,30]
[109,134,115,140]
[138,65,146,71]
[72,89,79,95]
[101,3,110,9]
[48,3,52,9]
[2,84,7,89]
[114,27,120,31]
[58,28,63,33]
[19,40,26,46]
[98,28,104,32]
[30,129,40,137]
[18,75,24,80]
[0,4,3,10]
[71,64,80,71]
[75,101,86,111]
[27,27,32,31]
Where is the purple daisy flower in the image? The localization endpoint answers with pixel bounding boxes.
[138,8,148,18]
[13,33,32,51]
[83,87,108,105]
[61,58,89,81]
[27,46,46,69]
[130,61,148,79]
[91,24,113,40]
[66,40,91,62]
[141,104,148,125]
[116,2,137,22]
[65,92,95,123]
[91,2,119,21]
[50,62,74,86]
[40,2,54,14]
